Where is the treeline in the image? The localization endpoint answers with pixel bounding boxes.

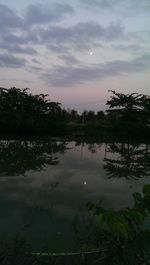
[0,87,150,137]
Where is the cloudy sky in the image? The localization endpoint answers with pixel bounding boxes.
[0,0,150,111]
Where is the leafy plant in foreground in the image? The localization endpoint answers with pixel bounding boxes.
[85,185,150,264]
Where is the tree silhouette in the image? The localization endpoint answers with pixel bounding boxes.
[104,142,150,179]
[0,87,149,137]
[0,140,67,176]
[106,90,150,134]
[0,87,62,135]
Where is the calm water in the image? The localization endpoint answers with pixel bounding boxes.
[0,139,150,251]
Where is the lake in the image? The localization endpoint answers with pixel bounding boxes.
[0,138,150,252]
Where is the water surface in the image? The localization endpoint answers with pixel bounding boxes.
[0,139,150,251]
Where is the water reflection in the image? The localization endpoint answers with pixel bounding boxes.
[0,140,67,176]
[104,142,150,179]
[0,185,149,264]
[1,139,150,180]
[0,139,150,254]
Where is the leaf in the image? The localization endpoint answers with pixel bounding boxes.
[111,221,129,241]
[143,184,150,195]
[97,213,105,224]
[86,201,95,211]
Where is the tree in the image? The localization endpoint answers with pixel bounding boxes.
[0,140,67,176]
[106,90,150,134]
[106,90,143,111]
[104,142,150,179]
[0,87,62,134]
[97,110,106,122]
[69,109,78,123]
[86,110,96,123]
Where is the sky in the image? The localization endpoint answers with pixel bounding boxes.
[0,0,150,111]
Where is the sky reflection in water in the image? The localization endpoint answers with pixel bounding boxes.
[0,139,150,251]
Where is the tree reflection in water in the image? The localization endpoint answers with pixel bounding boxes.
[104,142,150,179]
[0,140,150,264]
[0,140,67,176]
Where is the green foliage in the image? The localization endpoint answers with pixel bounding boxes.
[133,184,150,213]
[74,185,150,264]
[106,90,143,110]
[106,90,150,135]
[86,185,150,244]
[0,87,62,135]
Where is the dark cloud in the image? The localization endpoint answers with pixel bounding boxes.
[30,66,44,72]
[0,31,39,58]
[25,3,74,25]
[0,42,37,55]
[112,44,143,51]
[47,45,70,54]
[1,30,39,45]
[58,54,79,65]
[0,53,27,68]
[80,0,118,9]
[38,21,124,48]
[111,44,148,55]
[0,2,74,31]
[0,4,22,31]
[80,0,150,13]
[41,54,150,87]
[0,19,124,61]
[41,65,99,87]
[0,1,149,88]
[32,58,41,64]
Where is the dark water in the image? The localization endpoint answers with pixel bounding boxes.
[0,139,150,252]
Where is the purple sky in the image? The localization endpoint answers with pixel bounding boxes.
[0,0,150,111]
